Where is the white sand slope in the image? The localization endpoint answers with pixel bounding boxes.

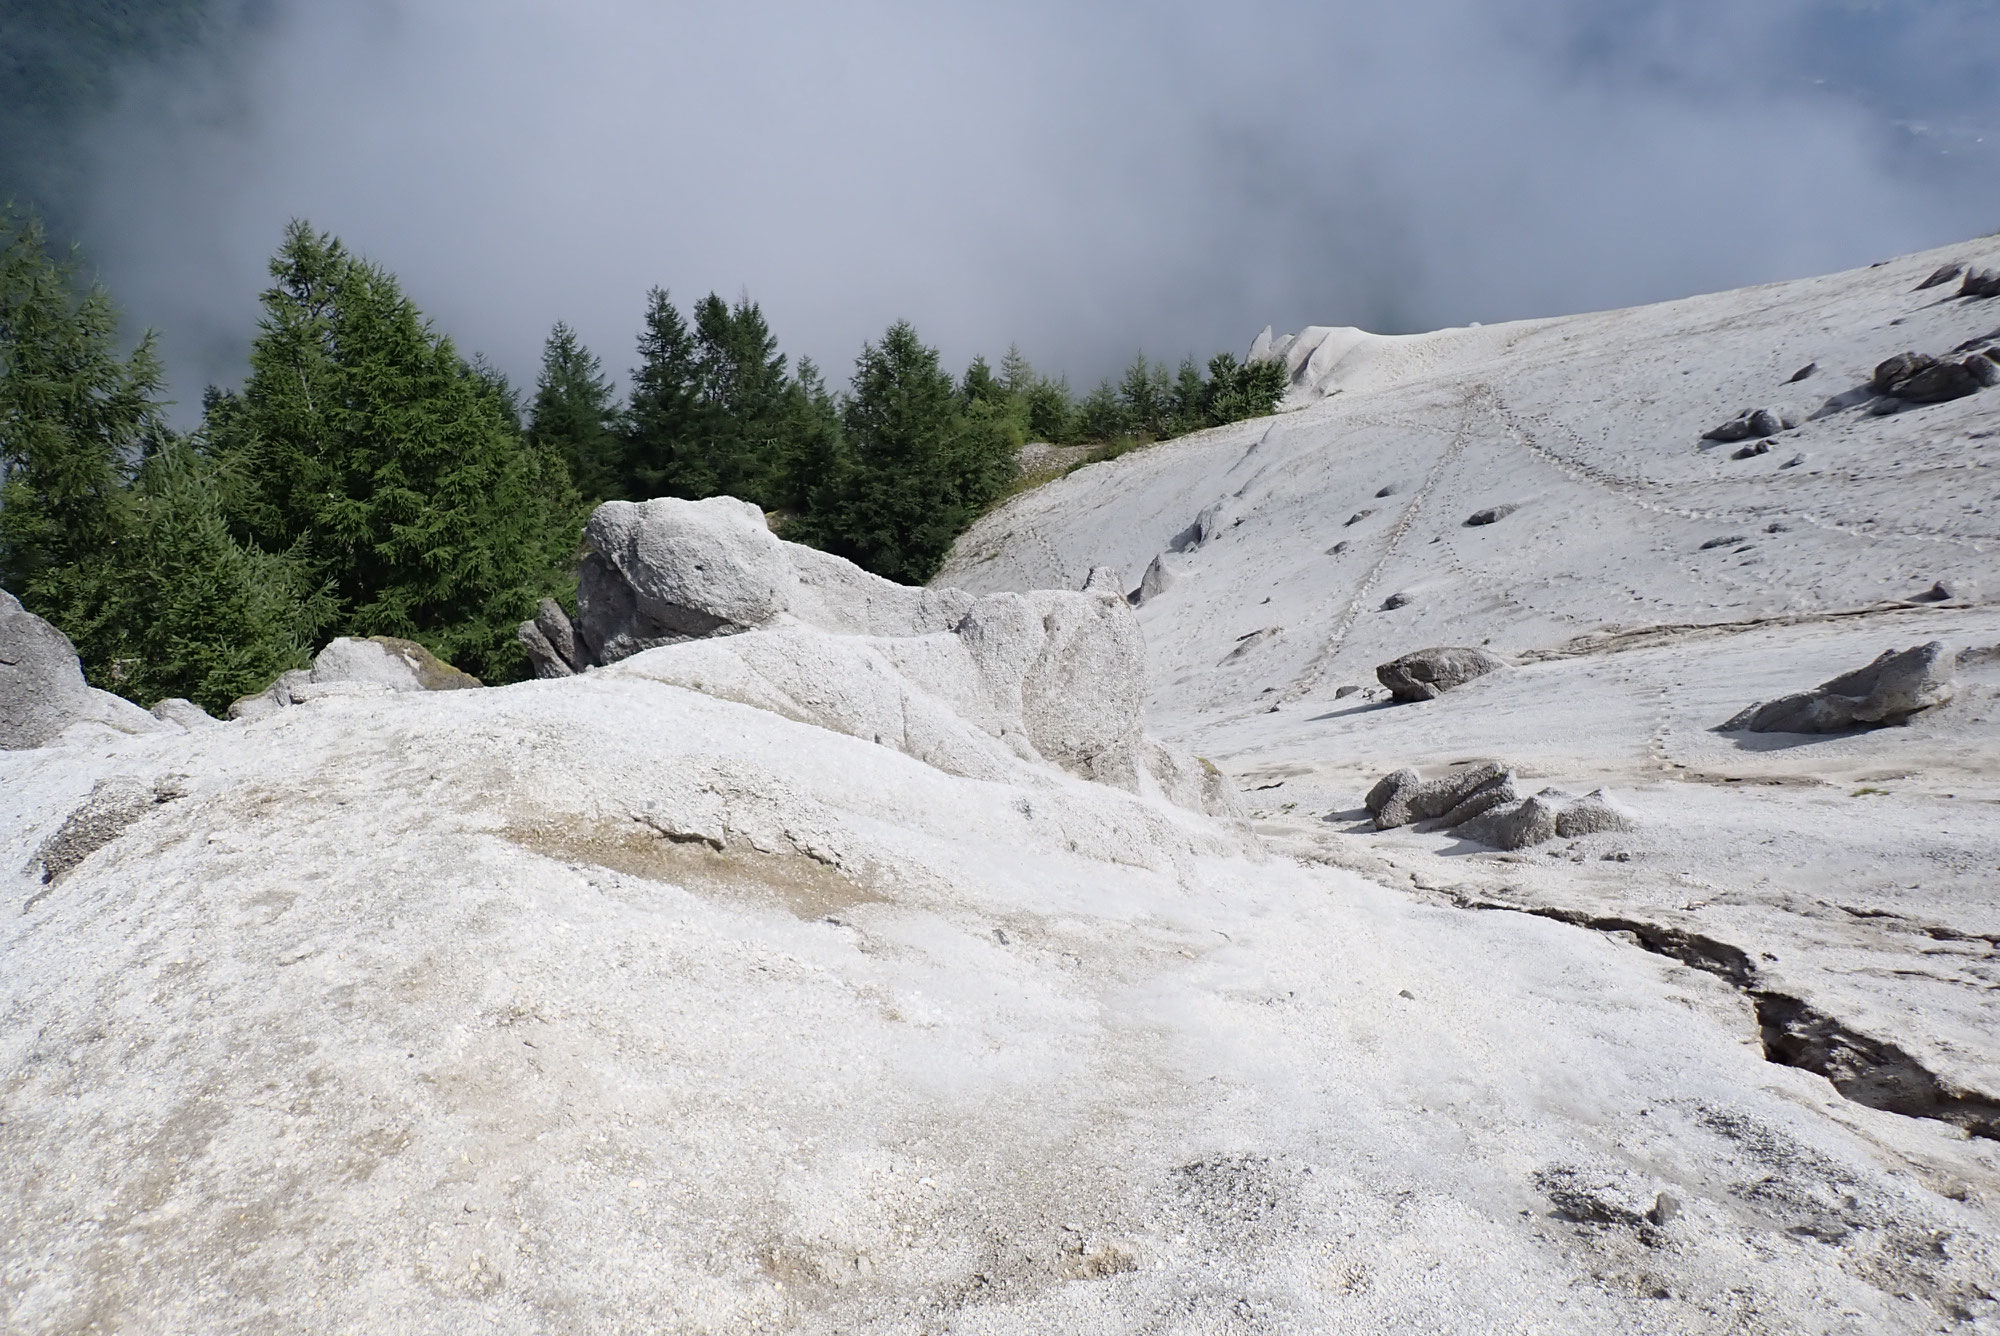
[6,667,1996,1333]
[939,238,2000,1324]
[3,244,1998,1335]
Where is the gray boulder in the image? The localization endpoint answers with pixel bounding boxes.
[1366,759,1509,830]
[1871,352,1935,394]
[519,598,585,679]
[1555,790,1638,838]
[563,496,977,667]
[1,591,165,749]
[230,637,480,721]
[518,620,571,679]
[312,636,482,692]
[1450,787,1635,851]
[149,698,219,730]
[1960,266,2000,299]
[1376,646,1508,703]
[541,497,1230,817]
[228,669,312,721]
[1915,263,1964,291]
[1871,351,1988,404]
[1703,408,1794,443]
[1895,360,1984,404]
[1128,554,1177,606]
[1464,504,1519,527]
[577,497,792,663]
[1723,642,1957,733]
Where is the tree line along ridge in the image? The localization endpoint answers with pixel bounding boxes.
[0,212,1285,713]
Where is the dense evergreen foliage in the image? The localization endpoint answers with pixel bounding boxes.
[0,211,327,711]
[820,321,1019,582]
[203,222,582,681]
[1,206,1287,708]
[527,323,622,519]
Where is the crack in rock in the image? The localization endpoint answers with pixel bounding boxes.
[1449,892,1999,1140]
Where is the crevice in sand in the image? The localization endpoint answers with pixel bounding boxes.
[1445,891,2000,1140]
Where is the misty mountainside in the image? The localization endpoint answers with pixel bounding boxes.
[0,1,255,236]
[5,241,2000,1335]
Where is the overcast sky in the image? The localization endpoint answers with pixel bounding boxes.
[71,0,2000,416]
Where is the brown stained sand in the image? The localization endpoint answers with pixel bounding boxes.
[504,818,883,920]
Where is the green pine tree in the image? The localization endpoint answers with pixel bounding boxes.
[1169,355,1208,434]
[0,210,156,664]
[1023,373,1075,443]
[998,345,1035,397]
[114,435,334,713]
[772,355,849,543]
[960,354,1006,409]
[1201,352,1287,427]
[210,221,576,681]
[1118,353,1170,439]
[829,320,1016,583]
[1074,377,1127,443]
[621,287,701,499]
[528,322,622,502]
[689,293,792,505]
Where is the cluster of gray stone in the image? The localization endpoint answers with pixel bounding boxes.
[1363,759,1634,851]
[1867,349,1999,407]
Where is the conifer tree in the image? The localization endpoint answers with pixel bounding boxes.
[528,322,622,502]
[830,320,1015,583]
[1022,373,1075,443]
[113,435,333,712]
[1200,351,1287,426]
[621,287,701,499]
[998,345,1035,397]
[2,213,330,708]
[689,293,791,504]
[1170,355,1208,434]
[0,211,156,658]
[960,354,1006,409]
[1118,353,1170,439]
[1074,377,1127,443]
[772,355,848,542]
[210,221,575,681]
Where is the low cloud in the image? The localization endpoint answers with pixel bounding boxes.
[73,0,2000,414]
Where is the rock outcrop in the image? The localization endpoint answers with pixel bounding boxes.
[1723,642,1957,733]
[230,637,481,721]
[149,698,219,730]
[1375,646,1508,702]
[1366,760,1512,830]
[1703,407,1795,443]
[1,590,166,749]
[1364,761,1635,849]
[1127,554,1176,606]
[523,496,1236,816]
[1870,352,1990,405]
[1451,786,1635,850]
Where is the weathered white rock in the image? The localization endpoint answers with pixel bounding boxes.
[547,496,1218,813]
[0,591,166,749]
[148,698,218,730]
